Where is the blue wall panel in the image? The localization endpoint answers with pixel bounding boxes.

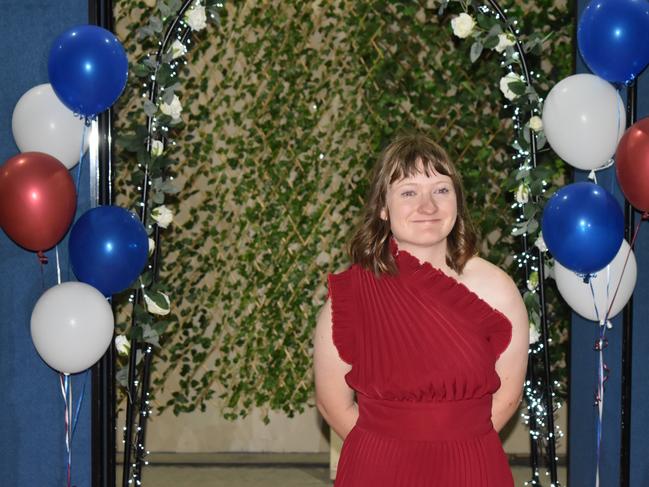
[571,1,649,485]
[0,2,91,486]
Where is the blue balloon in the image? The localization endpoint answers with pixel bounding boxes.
[69,206,148,296]
[578,0,649,84]
[48,25,128,118]
[542,182,623,275]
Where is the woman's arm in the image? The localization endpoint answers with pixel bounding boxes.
[487,270,530,432]
[313,299,358,440]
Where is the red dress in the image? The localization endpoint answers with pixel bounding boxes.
[328,241,513,487]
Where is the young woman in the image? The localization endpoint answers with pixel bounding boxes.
[313,134,529,486]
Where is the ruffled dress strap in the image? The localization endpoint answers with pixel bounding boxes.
[327,265,359,365]
[484,311,513,359]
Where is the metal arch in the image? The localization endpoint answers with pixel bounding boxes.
[483,1,559,484]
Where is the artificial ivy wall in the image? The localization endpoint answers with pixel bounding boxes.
[114,0,571,420]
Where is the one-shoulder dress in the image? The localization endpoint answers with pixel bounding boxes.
[327,241,513,487]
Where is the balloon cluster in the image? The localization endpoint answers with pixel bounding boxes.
[540,0,649,322]
[0,26,146,375]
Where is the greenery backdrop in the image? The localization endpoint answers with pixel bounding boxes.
[113,0,572,420]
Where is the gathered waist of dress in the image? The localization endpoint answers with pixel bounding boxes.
[355,394,494,442]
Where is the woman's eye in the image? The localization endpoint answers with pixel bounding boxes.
[435,187,450,194]
[401,190,416,197]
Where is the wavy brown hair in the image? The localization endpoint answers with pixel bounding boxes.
[349,134,477,275]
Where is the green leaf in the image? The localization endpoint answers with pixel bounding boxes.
[133,63,152,78]
[484,35,499,50]
[508,80,527,96]
[145,290,170,311]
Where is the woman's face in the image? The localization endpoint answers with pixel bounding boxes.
[380,169,458,254]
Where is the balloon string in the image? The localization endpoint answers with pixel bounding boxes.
[71,370,89,439]
[605,220,643,320]
[66,123,89,283]
[55,246,62,286]
[589,279,608,487]
[59,374,72,487]
[37,251,48,265]
[590,217,643,486]
[75,124,87,195]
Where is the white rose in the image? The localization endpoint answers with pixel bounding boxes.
[151,205,174,228]
[529,324,540,344]
[451,13,476,39]
[115,335,131,356]
[495,33,515,53]
[170,39,187,60]
[515,183,530,204]
[185,5,207,31]
[144,292,171,316]
[529,115,543,132]
[499,72,522,101]
[151,139,164,157]
[534,234,547,253]
[148,237,156,256]
[160,95,182,121]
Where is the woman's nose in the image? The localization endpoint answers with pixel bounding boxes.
[418,195,438,213]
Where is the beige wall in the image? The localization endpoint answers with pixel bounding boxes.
[119,406,329,453]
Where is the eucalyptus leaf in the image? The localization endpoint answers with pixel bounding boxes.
[149,15,163,33]
[143,99,158,117]
[470,41,483,63]
[162,89,176,105]
[488,24,503,36]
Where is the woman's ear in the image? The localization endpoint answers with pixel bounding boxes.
[380,208,388,221]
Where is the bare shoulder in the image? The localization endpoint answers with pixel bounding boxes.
[457,256,523,318]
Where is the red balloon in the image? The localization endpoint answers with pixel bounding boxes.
[616,118,649,212]
[0,152,76,251]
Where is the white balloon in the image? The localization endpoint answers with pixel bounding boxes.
[31,282,114,374]
[542,74,625,171]
[555,240,636,322]
[12,83,89,169]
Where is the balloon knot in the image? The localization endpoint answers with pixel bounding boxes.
[37,251,48,265]
[641,212,649,221]
[582,273,592,284]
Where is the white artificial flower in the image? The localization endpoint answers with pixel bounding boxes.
[160,95,182,121]
[450,13,476,39]
[151,205,174,228]
[534,234,547,253]
[148,237,156,256]
[170,39,187,59]
[495,33,515,53]
[529,116,543,132]
[529,325,540,344]
[499,72,521,101]
[185,5,207,31]
[115,335,131,356]
[515,183,530,204]
[143,0,156,7]
[151,139,164,157]
[144,292,171,316]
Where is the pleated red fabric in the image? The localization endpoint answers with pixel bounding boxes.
[327,240,513,487]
